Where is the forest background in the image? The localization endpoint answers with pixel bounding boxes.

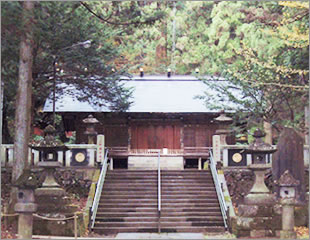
[1,0,309,143]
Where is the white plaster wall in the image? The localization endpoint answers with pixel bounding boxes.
[128,156,184,170]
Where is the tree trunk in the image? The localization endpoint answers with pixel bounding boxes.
[9,1,34,210]
[305,105,309,145]
[263,121,272,144]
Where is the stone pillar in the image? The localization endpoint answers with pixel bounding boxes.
[280,199,296,238]
[198,157,202,170]
[212,135,221,163]
[110,157,113,170]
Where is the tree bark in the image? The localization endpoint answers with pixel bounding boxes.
[263,121,272,144]
[10,1,34,210]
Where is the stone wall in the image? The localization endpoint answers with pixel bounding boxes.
[54,168,95,197]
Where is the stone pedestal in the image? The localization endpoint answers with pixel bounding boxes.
[34,162,78,236]
[231,164,281,238]
[244,164,276,205]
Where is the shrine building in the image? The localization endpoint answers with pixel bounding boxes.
[43,74,236,169]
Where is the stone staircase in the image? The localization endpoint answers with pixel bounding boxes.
[92,169,225,234]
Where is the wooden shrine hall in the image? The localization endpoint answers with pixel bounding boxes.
[43,74,235,170]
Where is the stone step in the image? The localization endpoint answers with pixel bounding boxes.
[161,170,211,173]
[161,174,212,177]
[105,180,158,184]
[161,179,214,183]
[94,221,224,228]
[98,203,220,209]
[161,194,218,199]
[106,178,213,182]
[101,194,157,199]
[101,191,157,195]
[100,198,219,204]
[102,190,216,196]
[95,216,159,222]
[101,196,157,200]
[102,190,217,198]
[160,216,224,222]
[96,212,159,218]
[95,216,223,223]
[160,211,223,217]
[98,203,158,208]
[161,202,220,207]
[104,181,214,185]
[105,175,213,179]
[96,211,222,219]
[161,186,216,191]
[103,187,158,191]
[103,184,215,192]
[97,207,157,213]
[160,207,221,213]
[105,176,158,180]
[161,189,216,194]
[92,226,225,234]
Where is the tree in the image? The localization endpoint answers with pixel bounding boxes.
[1,1,165,142]
[200,1,309,137]
[9,0,34,210]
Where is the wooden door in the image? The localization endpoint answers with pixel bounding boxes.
[131,123,181,149]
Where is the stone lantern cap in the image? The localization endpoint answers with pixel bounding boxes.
[13,169,40,189]
[83,114,99,124]
[30,125,68,151]
[214,110,233,124]
[245,128,277,154]
[276,170,300,187]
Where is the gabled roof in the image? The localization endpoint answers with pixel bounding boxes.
[43,75,237,113]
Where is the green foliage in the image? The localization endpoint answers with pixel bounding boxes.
[1,1,164,142]
[2,1,308,141]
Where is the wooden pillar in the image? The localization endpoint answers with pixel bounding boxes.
[128,124,131,153]
[180,125,184,150]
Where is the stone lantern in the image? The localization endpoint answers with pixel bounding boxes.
[214,110,233,145]
[244,128,277,205]
[30,125,78,236]
[83,114,99,144]
[245,129,276,164]
[13,169,39,239]
[31,124,68,196]
[232,129,280,238]
[277,170,300,239]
